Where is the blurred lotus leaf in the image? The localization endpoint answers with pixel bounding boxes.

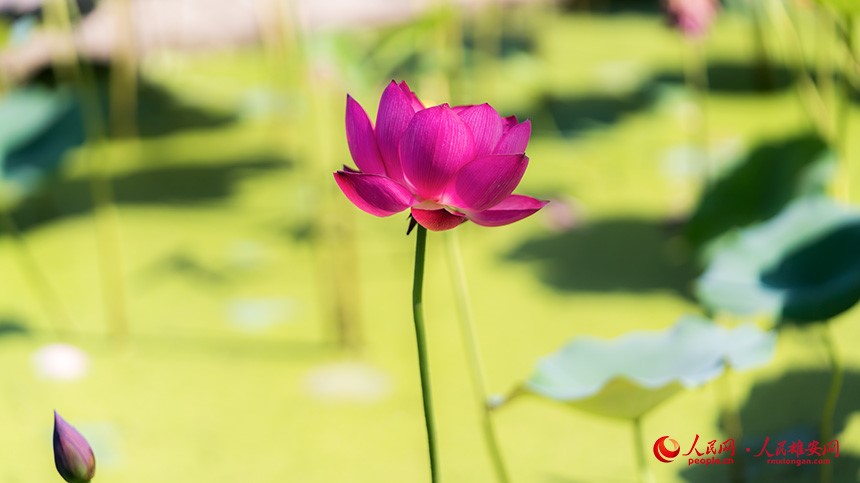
[0,86,83,199]
[519,316,776,420]
[684,132,834,250]
[697,197,860,322]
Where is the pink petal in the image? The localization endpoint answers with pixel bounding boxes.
[411,208,466,231]
[398,81,425,112]
[400,105,476,200]
[494,119,531,154]
[334,171,415,217]
[468,194,548,227]
[502,115,518,130]
[449,154,529,211]
[346,95,386,176]
[456,104,504,156]
[376,81,417,184]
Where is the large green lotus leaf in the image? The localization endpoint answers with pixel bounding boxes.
[684,133,834,249]
[0,87,76,157]
[697,197,860,322]
[0,87,84,197]
[762,221,860,322]
[521,316,776,420]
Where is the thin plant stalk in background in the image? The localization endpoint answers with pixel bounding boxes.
[819,323,843,483]
[273,5,364,352]
[0,207,74,334]
[834,15,855,202]
[632,417,655,483]
[43,0,129,340]
[444,230,511,483]
[664,0,718,183]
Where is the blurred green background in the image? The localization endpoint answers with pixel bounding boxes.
[1,0,859,481]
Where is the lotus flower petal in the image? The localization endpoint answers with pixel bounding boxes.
[456,104,504,156]
[345,95,386,176]
[400,105,476,200]
[494,119,531,155]
[449,154,529,212]
[334,171,415,217]
[469,194,548,227]
[411,208,466,231]
[376,81,417,183]
[334,81,545,231]
[398,81,424,112]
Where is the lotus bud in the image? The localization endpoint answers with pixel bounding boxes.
[53,411,96,483]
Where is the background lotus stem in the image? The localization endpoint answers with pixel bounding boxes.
[412,224,438,482]
[444,230,511,483]
[835,14,855,202]
[819,323,843,483]
[632,417,655,483]
[684,37,710,183]
[44,0,129,340]
[0,207,74,334]
[288,8,362,353]
[776,1,831,139]
[751,1,774,91]
[717,365,745,483]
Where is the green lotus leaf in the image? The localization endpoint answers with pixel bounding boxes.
[697,197,860,322]
[685,133,834,250]
[0,87,76,158]
[521,316,776,420]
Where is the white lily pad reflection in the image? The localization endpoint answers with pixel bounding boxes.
[696,197,860,320]
[522,316,775,420]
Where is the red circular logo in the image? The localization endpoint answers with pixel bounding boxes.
[653,436,681,463]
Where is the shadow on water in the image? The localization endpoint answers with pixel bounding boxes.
[681,369,860,483]
[653,61,796,94]
[133,78,237,137]
[7,157,290,232]
[136,251,232,289]
[523,61,794,139]
[559,0,663,15]
[0,317,30,339]
[530,90,656,138]
[505,217,697,298]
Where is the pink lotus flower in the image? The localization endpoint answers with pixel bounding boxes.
[664,0,719,38]
[333,81,548,231]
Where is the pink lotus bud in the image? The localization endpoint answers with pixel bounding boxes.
[53,411,96,483]
[665,0,719,38]
[333,81,548,231]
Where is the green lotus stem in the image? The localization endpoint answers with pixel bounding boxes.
[751,1,774,91]
[684,37,710,183]
[717,365,745,483]
[444,230,511,483]
[412,225,438,482]
[0,207,74,334]
[835,15,855,202]
[776,0,830,137]
[632,417,655,483]
[108,0,138,139]
[819,323,843,483]
[44,0,129,340]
